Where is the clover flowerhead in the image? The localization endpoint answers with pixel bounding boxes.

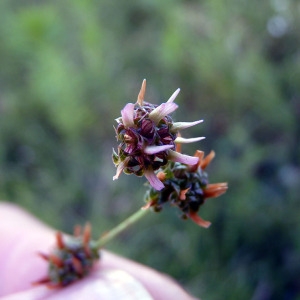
[112,79,204,190]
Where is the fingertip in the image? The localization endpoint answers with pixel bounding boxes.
[101,251,194,300]
[0,202,55,296]
[0,203,195,299]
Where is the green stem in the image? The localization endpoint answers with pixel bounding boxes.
[95,208,150,249]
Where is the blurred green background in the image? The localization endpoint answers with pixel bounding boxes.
[0,0,299,298]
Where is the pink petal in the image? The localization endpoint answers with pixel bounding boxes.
[168,150,199,165]
[166,88,180,103]
[113,158,129,180]
[144,168,165,190]
[148,102,178,124]
[121,103,135,128]
[144,144,174,155]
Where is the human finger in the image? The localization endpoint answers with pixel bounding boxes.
[0,202,194,299]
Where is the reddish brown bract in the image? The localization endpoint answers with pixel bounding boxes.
[34,224,99,288]
[144,151,228,227]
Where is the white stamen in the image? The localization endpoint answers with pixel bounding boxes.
[166,88,180,103]
[171,120,203,132]
[175,137,206,144]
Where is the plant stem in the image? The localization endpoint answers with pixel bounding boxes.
[95,208,150,249]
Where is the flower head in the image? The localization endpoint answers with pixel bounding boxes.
[144,150,228,227]
[34,224,99,288]
[112,79,203,190]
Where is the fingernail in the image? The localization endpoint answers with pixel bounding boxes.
[95,269,154,299]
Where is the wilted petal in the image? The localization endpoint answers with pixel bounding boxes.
[56,232,65,249]
[168,150,199,165]
[200,150,215,170]
[83,223,92,245]
[188,150,204,172]
[38,252,49,261]
[113,158,129,180]
[137,79,146,106]
[144,168,165,190]
[115,117,122,124]
[166,88,180,103]
[171,120,203,132]
[194,150,205,161]
[157,171,167,181]
[179,188,190,200]
[113,165,123,180]
[204,183,228,198]
[49,254,64,267]
[32,276,52,286]
[148,102,178,124]
[121,103,135,128]
[144,144,174,155]
[141,200,155,210]
[175,132,182,153]
[175,136,205,144]
[189,211,211,228]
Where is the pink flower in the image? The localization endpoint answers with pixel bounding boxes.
[148,89,180,124]
[113,80,205,191]
[121,103,135,128]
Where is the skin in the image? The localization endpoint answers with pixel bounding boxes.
[0,202,195,300]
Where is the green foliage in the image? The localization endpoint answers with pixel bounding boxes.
[0,0,299,298]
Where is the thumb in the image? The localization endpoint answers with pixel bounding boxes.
[1,269,153,300]
[0,202,195,300]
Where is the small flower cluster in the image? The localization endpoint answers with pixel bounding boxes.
[144,151,228,227]
[34,224,99,287]
[37,79,227,289]
[113,80,228,227]
[113,80,204,190]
